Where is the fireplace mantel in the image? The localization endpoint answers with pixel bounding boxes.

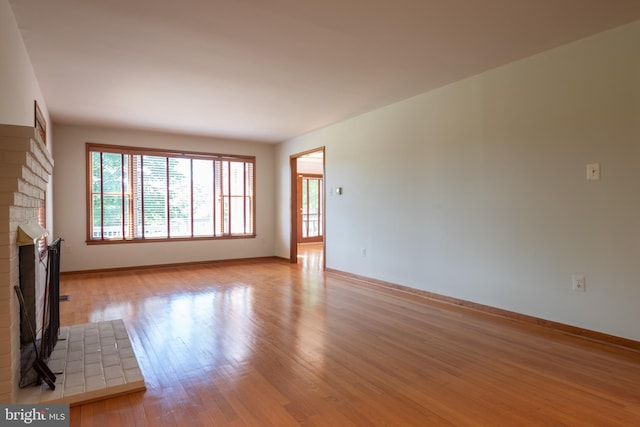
[17,223,49,246]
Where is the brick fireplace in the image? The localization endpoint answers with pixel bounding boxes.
[0,124,54,403]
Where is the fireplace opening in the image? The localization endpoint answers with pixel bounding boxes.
[17,234,63,388]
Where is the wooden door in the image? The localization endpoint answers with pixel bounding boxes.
[297,174,323,243]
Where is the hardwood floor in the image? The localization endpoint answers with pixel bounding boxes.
[60,250,640,426]
[297,243,323,270]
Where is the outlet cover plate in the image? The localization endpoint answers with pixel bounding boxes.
[572,275,586,292]
[586,163,600,181]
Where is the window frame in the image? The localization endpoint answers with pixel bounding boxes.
[86,142,256,244]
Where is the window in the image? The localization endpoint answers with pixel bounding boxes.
[87,143,255,243]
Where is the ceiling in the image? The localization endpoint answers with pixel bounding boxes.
[9,1,640,143]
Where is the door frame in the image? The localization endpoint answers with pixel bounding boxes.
[290,147,325,267]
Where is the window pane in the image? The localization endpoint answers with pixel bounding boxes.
[229,162,245,234]
[318,179,323,236]
[302,179,308,237]
[92,194,102,239]
[124,192,133,239]
[245,162,254,235]
[302,179,308,215]
[308,178,321,237]
[169,158,192,237]
[229,161,244,195]
[193,159,214,236]
[102,153,122,193]
[122,154,133,239]
[230,196,245,234]
[142,155,168,238]
[217,161,228,235]
[133,155,143,239]
[301,176,322,239]
[103,194,123,239]
[91,152,101,193]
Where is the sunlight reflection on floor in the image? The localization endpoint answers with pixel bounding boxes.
[298,243,323,271]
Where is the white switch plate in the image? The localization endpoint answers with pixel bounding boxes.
[586,163,600,181]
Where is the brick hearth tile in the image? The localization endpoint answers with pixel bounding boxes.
[106,377,125,387]
[104,365,123,381]
[85,375,106,392]
[102,354,120,368]
[64,372,84,388]
[84,362,103,377]
[85,353,101,364]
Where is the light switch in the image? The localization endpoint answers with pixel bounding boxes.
[586,163,600,181]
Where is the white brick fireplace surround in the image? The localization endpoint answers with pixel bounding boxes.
[0,124,53,403]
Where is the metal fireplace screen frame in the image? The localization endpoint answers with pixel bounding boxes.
[41,237,62,360]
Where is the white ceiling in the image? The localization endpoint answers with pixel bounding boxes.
[9,0,640,143]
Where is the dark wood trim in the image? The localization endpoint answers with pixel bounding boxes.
[326,268,640,352]
[61,256,288,276]
[85,234,257,245]
[296,173,302,243]
[289,155,298,263]
[322,152,326,271]
[85,144,93,244]
[85,142,256,162]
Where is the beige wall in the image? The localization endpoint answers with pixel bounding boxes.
[53,124,276,272]
[276,21,640,341]
[0,0,53,246]
[0,0,50,140]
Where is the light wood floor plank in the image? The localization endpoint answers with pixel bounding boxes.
[59,246,640,426]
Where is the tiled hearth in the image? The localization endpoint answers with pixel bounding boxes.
[16,320,145,405]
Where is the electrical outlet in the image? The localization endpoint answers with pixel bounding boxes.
[586,163,600,181]
[572,275,586,292]
[361,248,366,257]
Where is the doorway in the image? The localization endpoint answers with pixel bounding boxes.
[290,148,325,269]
